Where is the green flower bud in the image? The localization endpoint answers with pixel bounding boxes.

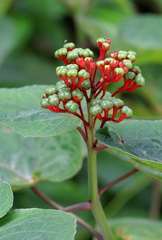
[124,71,136,80]
[66,64,79,70]
[78,69,90,79]
[63,42,75,50]
[132,65,141,74]
[56,80,68,90]
[96,38,105,44]
[90,99,101,106]
[135,74,145,86]
[121,106,133,117]
[114,67,124,75]
[65,100,79,113]
[72,89,84,100]
[54,48,67,58]
[45,86,57,95]
[67,51,79,60]
[127,51,137,61]
[80,80,91,89]
[85,48,94,57]
[90,104,102,116]
[118,51,127,59]
[104,58,114,64]
[79,49,91,58]
[58,89,71,100]
[96,60,105,67]
[112,98,124,107]
[123,59,133,69]
[40,98,50,107]
[100,99,113,109]
[67,69,78,77]
[56,66,67,77]
[48,94,59,105]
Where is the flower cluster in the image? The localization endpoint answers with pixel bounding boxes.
[41,38,145,124]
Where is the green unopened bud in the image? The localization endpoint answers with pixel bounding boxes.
[118,51,127,59]
[40,98,50,107]
[48,94,59,105]
[135,74,145,86]
[112,98,124,107]
[123,59,133,69]
[72,89,84,100]
[90,99,101,106]
[104,58,114,64]
[63,42,75,50]
[100,99,113,109]
[121,106,133,117]
[78,69,90,79]
[66,64,79,70]
[96,60,105,67]
[102,42,110,50]
[96,38,105,44]
[54,48,67,58]
[127,51,137,61]
[79,49,90,58]
[56,66,67,77]
[58,89,71,100]
[45,86,57,95]
[67,69,78,77]
[124,71,136,80]
[65,100,79,113]
[114,67,124,75]
[90,104,102,116]
[67,51,79,60]
[132,65,141,74]
[56,80,68,90]
[80,80,91,89]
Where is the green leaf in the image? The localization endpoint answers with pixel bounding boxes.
[0,125,82,189]
[0,179,13,218]
[96,120,162,180]
[119,15,162,49]
[0,85,80,137]
[0,209,76,240]
[111,218,162,240]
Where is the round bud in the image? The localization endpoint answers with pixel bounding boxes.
[79,49,90,58]
[96,60,105,67]
[112,98,124,107]
[66,64,79,70]
[100,99,113,109]
[104,58,114,64]
[96,38,105,44]
[58,89,71,100]
[135,74,145,86]
[114,67,125,75]
[65,100,79,113]
[54,48,67,58]
[45,86,57,95]
[122,59,133,69]
[121,106,133,117]
[80,80,91,89]
[40,98,50,107]
[78,69,90,79]
[67,51,79,60]
[56,67,67,77]
[63,42,75,50]
[124,71,135,80]
[48,94,59,105]
[127,51,137,61]
[90,104,102,116]
[90,99,101,106]
[67,69,78,77]
[56,80,68,90]
[118,51,127,60]
[72,89,84,101]
[132,65,141,74]
[85,48,94,57]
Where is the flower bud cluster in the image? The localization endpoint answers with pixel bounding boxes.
[41,37,145,124]
[40,81,84,113]
[89,92,133,122]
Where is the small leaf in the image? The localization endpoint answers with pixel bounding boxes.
[119,15,162,49]
[0,209,76,240]
[0,125,82,189]
[96,120,162,180]
[0,179,13,218]
[0,85,80,137]
[111,218,162,240]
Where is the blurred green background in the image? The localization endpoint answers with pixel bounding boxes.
[0,0,162,239]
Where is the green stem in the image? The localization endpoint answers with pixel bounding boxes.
[86,114,114,240]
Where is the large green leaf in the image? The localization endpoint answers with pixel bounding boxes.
[0,85,80,137]
[119,15,162,49]
[0,209,76,240]
[111,218,162,240]
[0,179,13,218]
[96,120,162,180]
[0,125,82,189]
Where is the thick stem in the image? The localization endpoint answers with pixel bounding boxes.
[86,115,114,240]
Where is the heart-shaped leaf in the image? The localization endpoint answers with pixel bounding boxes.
[0,179,13,218]
[0,209,76,240]
[96,120,162,180]
[0,125,82,189]
[111,218,162,240]
[0,85,80,137]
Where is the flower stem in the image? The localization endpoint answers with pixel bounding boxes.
[86,115,114,240]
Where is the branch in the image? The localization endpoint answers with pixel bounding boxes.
[31,186,103,240]
[62,201,92,212]
[99,169,139,197]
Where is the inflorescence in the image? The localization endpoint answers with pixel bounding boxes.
[41,38,145,124]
